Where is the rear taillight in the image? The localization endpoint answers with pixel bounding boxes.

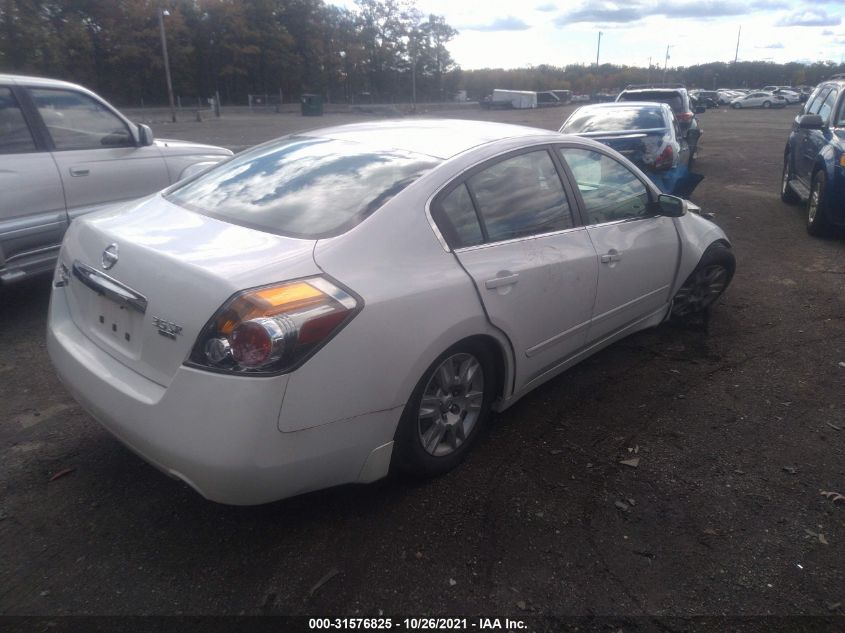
[653,145,674,171]
[188,276,360,375]
[676,112,694,122]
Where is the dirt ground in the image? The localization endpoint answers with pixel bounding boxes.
[0,103,843,629]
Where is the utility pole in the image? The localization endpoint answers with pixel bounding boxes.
[596,31,602,67]
[410,32,417,112]
[663,45,673,85]
[647,56,652,84]
[158,8,176,123]
[734,25,741,64]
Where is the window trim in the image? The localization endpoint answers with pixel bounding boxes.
[430,144,580,251]
[817,88,839,126]
[0,85,43,155]
[26,86,137,152]
[554,142,658,229]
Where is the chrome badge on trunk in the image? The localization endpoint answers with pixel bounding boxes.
[152,316,183,339]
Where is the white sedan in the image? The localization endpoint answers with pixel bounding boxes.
[47,120,735,505]
[730,91,786,109]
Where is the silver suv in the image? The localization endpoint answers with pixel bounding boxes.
[0,74,233,284]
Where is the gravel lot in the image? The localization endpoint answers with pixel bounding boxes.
[1,103,843,627]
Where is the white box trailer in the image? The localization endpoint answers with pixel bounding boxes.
[492,89,538,109]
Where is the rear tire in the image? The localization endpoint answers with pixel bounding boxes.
[807,170,832,237]
[732,102,741,109]
[781,155,800,204]
[671,244,736,318]
[393,341,495,477]
[763,101,771,109]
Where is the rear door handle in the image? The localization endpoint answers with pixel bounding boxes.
[69,168,90,177]
[484,273,519,289]
[600,251,622,264]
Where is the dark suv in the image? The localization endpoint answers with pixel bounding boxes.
[781,78,845,235]
[616,84,704,152]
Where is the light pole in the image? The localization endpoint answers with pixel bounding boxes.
[663,44,673,85]
[411,34,417,112]
[595,31,602,67]
[158,8,177,123]
[339,51,348,103]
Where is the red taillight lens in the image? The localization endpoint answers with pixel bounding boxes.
[231,321,273,367]
[189,276,360,375]
[676,112,694,122]
[653,145,674,171]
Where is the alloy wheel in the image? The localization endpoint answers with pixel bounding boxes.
[672,264,730,316]
[417,353,484,457]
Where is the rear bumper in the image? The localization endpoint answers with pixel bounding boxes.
[47,286,398,505]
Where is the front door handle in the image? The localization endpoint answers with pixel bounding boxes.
[484,273,519,289]
[69,168,90,177]
[600,250,622,264]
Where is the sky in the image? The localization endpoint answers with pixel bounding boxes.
[333,0,845,69]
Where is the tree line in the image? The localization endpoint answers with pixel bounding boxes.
[2,1,843,107]
[460,60,845,99]
[0,0,458,106]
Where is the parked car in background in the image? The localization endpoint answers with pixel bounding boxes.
[691,90,720,108]
[772,89,801,104]
[0,74,232,284]
[47,119,734,504]
[615,85,704,153]
[559,101,702,197]
[730,91,786,109]
[781,78,845,235]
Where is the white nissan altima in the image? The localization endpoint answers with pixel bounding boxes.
[47,119,735,505]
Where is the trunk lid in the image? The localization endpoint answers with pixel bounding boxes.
[60,195,319,387]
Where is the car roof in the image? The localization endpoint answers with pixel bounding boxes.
[0,73,87,90]
[575,101,669,109]
[305,119,561,159]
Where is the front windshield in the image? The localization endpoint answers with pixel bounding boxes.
[166,136,440,239]
[562,106,666,134]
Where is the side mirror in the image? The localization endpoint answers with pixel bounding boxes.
[695,105,706,114]
[798,114,824,130]
[137,124,154,146]
[657,193,686,217]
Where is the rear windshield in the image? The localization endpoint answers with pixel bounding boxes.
[166,136,440,239]
[619,91,684,113]
[562,106,666,133]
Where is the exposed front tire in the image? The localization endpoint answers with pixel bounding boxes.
[762,101,771,109]
[807,170,832,237]
[671,244,736,318]
[732,102,741,109]
[393,342,495,477]
[781,155,800,204]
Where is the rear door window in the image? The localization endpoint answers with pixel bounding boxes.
[465,150,574,242]
[0,87,36,154]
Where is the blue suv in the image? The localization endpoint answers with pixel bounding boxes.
[782,79,845,236]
